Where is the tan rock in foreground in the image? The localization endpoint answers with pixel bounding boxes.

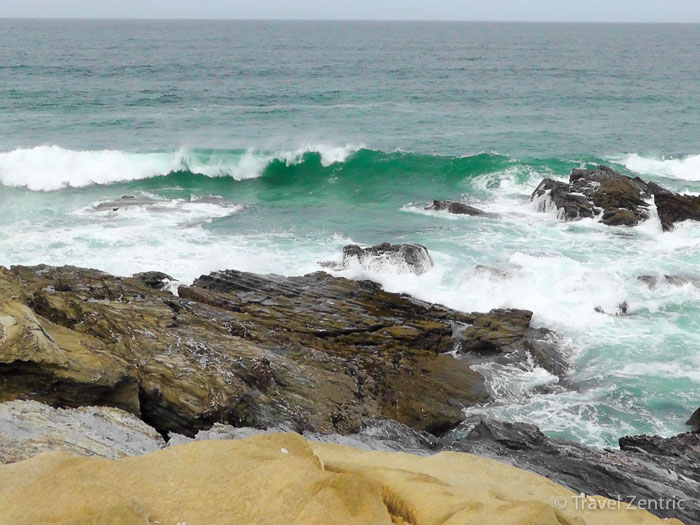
[0,433,682,525]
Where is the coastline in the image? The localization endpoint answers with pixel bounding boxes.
[0,261,697,523]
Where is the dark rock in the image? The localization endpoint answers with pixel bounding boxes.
[531,178,597,221]
[425,200,494,217]
[687,408,700,432]
[447,419,699,524]
[133,271,174,290]
[532,165,700,231]
[648,182,700,232]
[457,309,567,378]
[339,242,434,275]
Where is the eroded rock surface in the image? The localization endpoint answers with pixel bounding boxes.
[0,400,164,464]
[531,165,700,231]
[0,432,678,525]
[0,264,562,438]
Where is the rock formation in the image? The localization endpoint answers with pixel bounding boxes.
[323,242,435,275]
[531,165,700,231]
[0,432,679,525]
[0,264,560,438]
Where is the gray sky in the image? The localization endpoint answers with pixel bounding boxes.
[2,0,700,23]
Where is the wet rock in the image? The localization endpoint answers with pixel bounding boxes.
[447,419,699,524]
[337,242,434,275]
[4,264,558,438]
[531,178,597,220]
[456,309,567,378]
[133,271,174,290]
[532,165,700,231]
[648,182,700,231]
[0,400,164,464]
[425,200,494,217]
[686,408,700,432]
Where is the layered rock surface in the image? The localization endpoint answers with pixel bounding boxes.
[0,400,164,463]
[0,432,678,525]
[0,264,559,438]
[531,165,700,231]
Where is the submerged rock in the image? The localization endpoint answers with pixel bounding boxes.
[323,242,435,275]
[638,274,700,290]
[93,195,161,212]
[532,165,700,231]
[425,199,495,217]
[0,431,677,525]
[473,264,512,280]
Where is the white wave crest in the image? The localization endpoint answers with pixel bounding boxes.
[0,144,364,191]
[617,153,700,181]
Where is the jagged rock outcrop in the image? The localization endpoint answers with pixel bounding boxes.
[0,264,562,438]
[531,165,700,231]
[322,242,434,275]
[0,432,677,525]
[425,199,495,217]
[0,400,164,463]
[456,309,567,378]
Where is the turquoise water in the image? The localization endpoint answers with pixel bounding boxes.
[1,20,699,446]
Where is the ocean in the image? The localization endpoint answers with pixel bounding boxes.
[1,19,699,446]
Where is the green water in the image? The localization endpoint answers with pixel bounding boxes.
[1,20,699,446]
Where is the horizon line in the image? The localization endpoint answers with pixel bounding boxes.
[2,17,700,24]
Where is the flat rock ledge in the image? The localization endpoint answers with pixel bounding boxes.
[531,165,700,231]
[0,264,563,438]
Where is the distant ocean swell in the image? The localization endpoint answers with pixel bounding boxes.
[2,145,700,192]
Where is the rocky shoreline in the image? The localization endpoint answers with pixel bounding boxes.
[0,262,697,523]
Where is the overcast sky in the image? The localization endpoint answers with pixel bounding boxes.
[2,0,700,23]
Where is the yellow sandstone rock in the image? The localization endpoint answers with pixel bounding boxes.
[0,433,683,525]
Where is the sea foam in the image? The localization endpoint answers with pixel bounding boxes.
[617,153,700,181]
